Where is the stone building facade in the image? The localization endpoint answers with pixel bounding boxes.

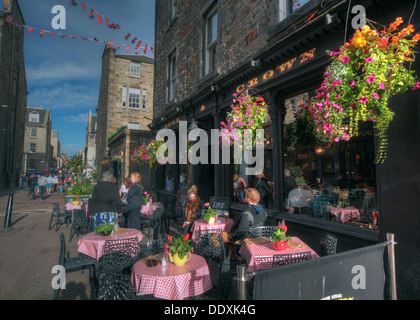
[50,130,60,171]
[96,45,154,170]
[23,107,52,173]
[0,0,27,190]
[153,0,420,298]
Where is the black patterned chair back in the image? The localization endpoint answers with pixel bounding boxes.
[72,209,90,228]
[320,232,337,256]
[102,237,140,273]
[96,269,135,300]
[272,252,312,268]
[248,225,277,238]
[52,203,60,215]
[194,228,225,259]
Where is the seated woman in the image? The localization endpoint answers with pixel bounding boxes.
[182,185,204,235]
[88,171,122,228]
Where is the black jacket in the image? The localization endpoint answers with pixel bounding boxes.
[229,204,267,241]
[125,182,144,211]
[88,181,122,216]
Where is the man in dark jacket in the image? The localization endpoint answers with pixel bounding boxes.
[27,174,37,200]
[227,188,267,242]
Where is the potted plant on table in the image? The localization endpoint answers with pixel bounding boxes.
[166,234,192,266]
[95,223,114,237]
[202,202,217,225]
[272,221,292,251]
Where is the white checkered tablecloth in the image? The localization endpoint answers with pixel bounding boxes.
[140,203,161,217]
[131,254,213,300]
[77,228,143,259]
[190,219,234,242]
[239,236,320,273]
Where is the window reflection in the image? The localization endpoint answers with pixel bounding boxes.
[283,92,378,229]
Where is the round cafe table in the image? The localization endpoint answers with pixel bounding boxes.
[131,254,212,300]
[190,218,234,242]
[77,228,143,260]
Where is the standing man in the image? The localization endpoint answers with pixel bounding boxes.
[27,174,37,200]
[19,172,27,190]
[38,173,48,200]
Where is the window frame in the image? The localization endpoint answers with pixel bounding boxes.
[142,89,147,111]
[168,50,177,102]
[30,127,37,138]
[130,62,141,78]
[204,7,218,75]
[29,112,39,123]
[122,86,127,108]
[30,143,36,153]
[128,87,141,110]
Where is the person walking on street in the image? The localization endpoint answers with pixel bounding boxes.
[27,174,37,200]
[19,173,27,190]
[38,173,48,200]
[46,174,54,196]
[35,174,40,197]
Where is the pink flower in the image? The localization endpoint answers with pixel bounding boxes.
[379,82,385,90]
[324,111,330,119]
[350,103,355,109]
[334,137,340,142]
[359,97,369,103]
[365,57,374,63]
[413,81,420,90]
[373,92,380,100]
[343,132,350,141]
[350,80,356,87]
[342,56,350,64]
[366,75,376,83]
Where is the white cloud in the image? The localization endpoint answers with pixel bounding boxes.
[26,62,100,82]
[63,113,89,123]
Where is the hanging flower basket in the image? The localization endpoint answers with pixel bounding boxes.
[111,155,123,162]
[220,90,268,150]
[131,139,167,169]
[309,17,420,164]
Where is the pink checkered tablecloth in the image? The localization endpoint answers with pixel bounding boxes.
[239,236,320,273]
[77,228,143,259]
[65,203,82,211]
[326,206,360,223]
[190,218,234,242]
[131,254,213,300]
[140,203,161,217]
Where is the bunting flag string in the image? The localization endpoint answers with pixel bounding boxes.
[2,14,153,55]
[67,0,154,53]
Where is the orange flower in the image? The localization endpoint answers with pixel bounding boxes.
[392,36,399,45]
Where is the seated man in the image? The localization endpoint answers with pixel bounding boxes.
[224,188,267,243]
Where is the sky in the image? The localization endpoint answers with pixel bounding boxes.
[17,0,155,156]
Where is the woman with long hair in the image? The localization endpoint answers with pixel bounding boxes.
[125,172,144,230]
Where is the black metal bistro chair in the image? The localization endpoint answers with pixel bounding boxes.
[138,239,165,260]
[53,233,98,300]
[140,204,164,239]
[102,237,140,274]
[68,209,92,243]
[320,231,338,256]
[96,269,135,300]
[48,203,70,232]
[272,252,312,268]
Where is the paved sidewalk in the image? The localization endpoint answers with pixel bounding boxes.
[0,188,94,300]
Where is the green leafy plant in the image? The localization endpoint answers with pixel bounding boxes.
[111,155,123,162]
[272,222,292,244]
[107,125,127,142]
[202,202,217,222]
[166,234,192,260]
[95,223,114,236]
[142,191,151,204]
[66,178,95,196]
[309,18,420,164]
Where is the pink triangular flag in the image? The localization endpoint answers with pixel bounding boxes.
[136,40,142,49]
[81,2,86,11]
[97,13,103,24]
[27,26,34,33]
[124,33,131,41]
[89,8,94,18]
[126,46,131,53]
[48,32,57,35]
[40,30,46,38]
[143,44,148,54]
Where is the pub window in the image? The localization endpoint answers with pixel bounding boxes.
[130,63,140,78]
[128,88,141,109]
[279,0,311,22]
[28,159,36,170]
[282,91,378,229]
[168,50,177,102]
[234,112,273,210]
[30,143,36,153]
[205,7,218,75]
